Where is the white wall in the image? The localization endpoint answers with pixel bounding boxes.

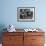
[0,0,46,30]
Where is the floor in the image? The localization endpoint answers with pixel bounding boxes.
[0,44,2,46]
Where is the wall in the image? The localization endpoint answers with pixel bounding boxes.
[0,0,46,30]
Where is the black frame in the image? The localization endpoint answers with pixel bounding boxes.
[17,7,35,22]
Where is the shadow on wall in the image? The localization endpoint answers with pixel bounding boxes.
[0,24,7,43]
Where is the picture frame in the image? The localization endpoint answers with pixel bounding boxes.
[17,7,35,22]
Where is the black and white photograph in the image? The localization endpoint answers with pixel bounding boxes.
[17,7,35,22]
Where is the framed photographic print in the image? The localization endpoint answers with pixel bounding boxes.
[17,7,35,22]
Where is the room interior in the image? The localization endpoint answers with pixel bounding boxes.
[0,0,46,46]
